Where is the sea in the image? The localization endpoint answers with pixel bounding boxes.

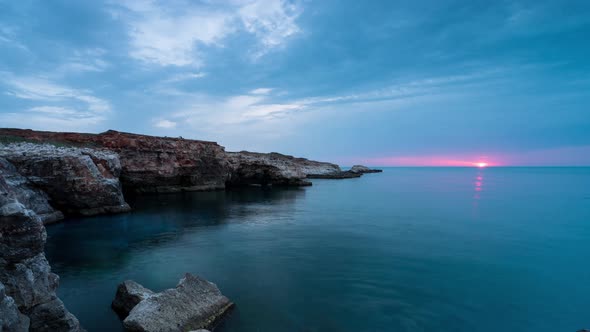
[45,167,590,332]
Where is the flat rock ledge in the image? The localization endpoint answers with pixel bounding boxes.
[350,165,383,174]
[113,274,233,332]
[306,170,362,179]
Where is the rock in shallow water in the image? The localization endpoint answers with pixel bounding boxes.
[115,274,233,332]
[112,280,155,318]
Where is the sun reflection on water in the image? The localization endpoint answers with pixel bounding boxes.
[472,168,485,218]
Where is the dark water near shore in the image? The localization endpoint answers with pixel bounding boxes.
[45,167,590,332]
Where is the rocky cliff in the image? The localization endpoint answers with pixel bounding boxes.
[0,158,82,331]
[0,129,229,193]
[0,129,351,192]
[0,143,130,217]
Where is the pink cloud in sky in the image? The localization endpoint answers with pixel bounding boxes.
[346,145,590,167]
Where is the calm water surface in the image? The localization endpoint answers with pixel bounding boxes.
[45,167,590,332]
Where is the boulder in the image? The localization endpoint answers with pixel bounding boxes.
[0,143,130,216]
[112,280,155,318]
[119,274,233,332]
[350,165,383,174]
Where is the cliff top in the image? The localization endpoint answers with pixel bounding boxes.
[0,128,221,147]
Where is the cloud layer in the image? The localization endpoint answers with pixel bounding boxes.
[115,0,302,67]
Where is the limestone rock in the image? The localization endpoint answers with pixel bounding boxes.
[121,274,233,332]
[0,143,130,216]
[112,280,155,318]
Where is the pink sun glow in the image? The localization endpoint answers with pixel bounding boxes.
[359,155,499,167]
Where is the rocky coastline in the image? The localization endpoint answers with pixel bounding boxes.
[0,128,382,331]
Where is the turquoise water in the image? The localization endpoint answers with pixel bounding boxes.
[45,167,590,332]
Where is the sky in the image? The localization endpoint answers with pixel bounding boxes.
[0,0,589,166]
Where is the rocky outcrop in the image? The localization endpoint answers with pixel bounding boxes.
[226,152,312,187]
[0,129,230,193]
[0,143,130,217]
[114,274,233,332]
[0,166,83,331]
[350,165,383,174]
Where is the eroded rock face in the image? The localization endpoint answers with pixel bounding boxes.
[120,274,233,332]
[0,129,230,193]
[0,143,130,216]
[0,158,64,224]
[0,172,82,331]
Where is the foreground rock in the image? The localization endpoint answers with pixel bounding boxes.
[111,280,154,318]
[350,165,383,174]
[0,143,130,217]
[114,274,233,332]
[0,129,230,193]
[0,168,83,331]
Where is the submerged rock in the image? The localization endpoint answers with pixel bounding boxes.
[0,173,83,331]
[115,274,233,332]
[0,143,130,216]
[112,280,155,318]
[350,165,383,174]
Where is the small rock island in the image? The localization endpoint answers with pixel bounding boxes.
[0,128,382,332]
